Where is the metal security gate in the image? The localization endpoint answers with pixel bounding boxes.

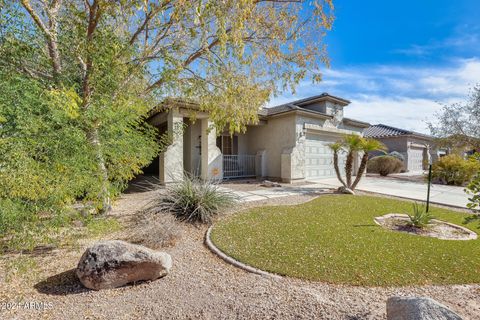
[223,155,256,178]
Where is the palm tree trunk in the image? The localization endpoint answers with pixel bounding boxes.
[351,152,369,190]
[345,151,354,187]
[333,150,348,187]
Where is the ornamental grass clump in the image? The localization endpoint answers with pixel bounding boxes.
[406,203,433,228]
[151,176,236,224]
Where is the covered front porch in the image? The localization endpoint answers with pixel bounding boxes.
[148,106,260,184]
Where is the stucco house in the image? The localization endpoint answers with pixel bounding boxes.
[145,93,370,184]
[364,124,446,172]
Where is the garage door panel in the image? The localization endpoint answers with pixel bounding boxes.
[408,147,424,172]
[305,134,345,179]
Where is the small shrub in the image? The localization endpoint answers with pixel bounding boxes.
[388,151,405,162]
[367,155,404,176]
[0,200,120,253]
[0,199,36,236]
[150,176,236,224]
[431,154,480,186]
[406,203,433,228]
[125,210,181,249]
[84,216,122,238]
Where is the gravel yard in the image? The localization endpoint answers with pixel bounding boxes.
[1,188,479,319]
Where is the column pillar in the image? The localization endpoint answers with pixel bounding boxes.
[159,108,184,184]
[200,119,223,181]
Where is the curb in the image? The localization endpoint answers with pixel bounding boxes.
[205,226,282,279]
[357,189,468,211]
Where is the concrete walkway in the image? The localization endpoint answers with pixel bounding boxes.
[222,185,330,203]
[224,177,470,209]
[306,177,470,209]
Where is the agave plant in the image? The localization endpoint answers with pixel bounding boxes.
[406,203,433,228]
[329,134,387,191]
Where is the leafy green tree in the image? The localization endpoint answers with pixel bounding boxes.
[329,134,386,191]
[1,0,334,216]
[128,0,335,133]
[1,2,159,215]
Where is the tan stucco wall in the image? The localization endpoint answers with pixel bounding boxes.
[245,115,297,179]
[159,109,184,183]
[377,137,409,153]
[183,119,202,176]
[372,135,439,171]
[338,122,365,134]
[242,112,365,181]
[302,101,345,121]
[237,133,249,155]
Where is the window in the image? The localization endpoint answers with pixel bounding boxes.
[216,135,238,155]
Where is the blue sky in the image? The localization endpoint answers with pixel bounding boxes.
[268,0,480,133]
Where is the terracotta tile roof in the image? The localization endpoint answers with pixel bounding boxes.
[364,124,432,139]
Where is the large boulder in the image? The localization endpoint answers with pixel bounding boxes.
[76,240,172,290]
[387,296,463,320]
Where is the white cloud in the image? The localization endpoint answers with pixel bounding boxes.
[393,32,480,57]
[347,96,445,133]
[267,58,480,134]
[393,44,431,57]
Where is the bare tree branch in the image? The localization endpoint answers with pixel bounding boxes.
[21,0,62,81]
[146,28,232,93]
[81,0,102,109]
[19,65,53,80]
[20,0,50,37]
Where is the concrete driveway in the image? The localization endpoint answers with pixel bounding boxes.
[308,177,470,209]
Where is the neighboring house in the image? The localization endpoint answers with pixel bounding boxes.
[145,93,370,184]
[364,124,446,172]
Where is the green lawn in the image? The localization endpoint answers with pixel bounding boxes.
[210,195,480,286]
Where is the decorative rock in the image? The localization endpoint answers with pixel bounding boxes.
[76,240,172,290]
[260,180,281,188]
[386,296,463,320]
[337,186,355,195]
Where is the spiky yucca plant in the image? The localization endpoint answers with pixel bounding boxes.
[329,134,387,191]
[149,175,236,224]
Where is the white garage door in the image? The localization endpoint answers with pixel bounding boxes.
[408,147,424,172]
[305,134,345,179]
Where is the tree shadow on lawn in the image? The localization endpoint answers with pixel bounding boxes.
[34,269,89,296]
[352,224,377,227]
[1,244,57,256]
